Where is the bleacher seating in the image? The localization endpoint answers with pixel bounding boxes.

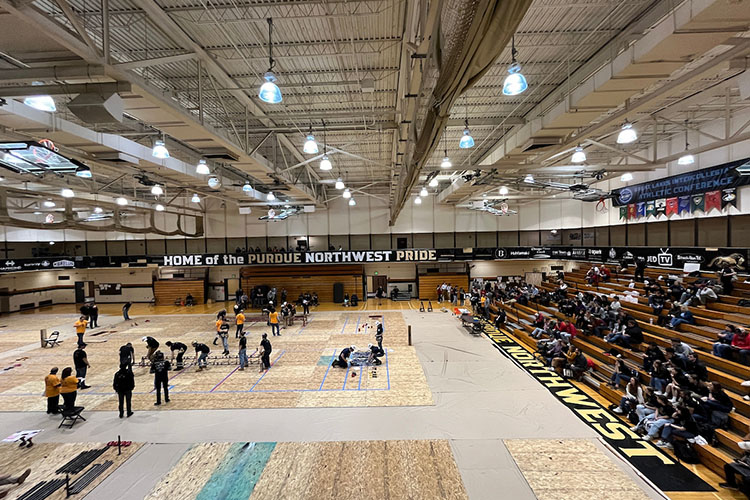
[485,263,750,477]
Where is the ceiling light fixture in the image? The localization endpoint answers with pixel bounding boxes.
[258,17,282,104]
[616,122,637,144]
[429,177,439,188]
[191,193,201,203]
[94,206,103,214]
[414,196,422,205]
[207,176,221,189]
[267,191,275,201]
[440,126,452,168]
[335,178,345,190]
[196,159,210,175]
[320,120,332,170]
[116,197,128,206]
[303,125,318,154]
[502,36,528,96]
[524,174,534,183]
[155,204,165,211]
[43,200,56,208]
[75,165,92,178]
[620,172,633,182]
[348,198,356,206]
[571,146,586,163]
[242,181,253,193]
[677,119,695,165]
[24,83,56,112]
[419,187,428,197]
[49,241,55,245]
[459,119,474,149]
[61,187,74,198]
[499,186,509,195]
[151,139,169,159]
[342,188,351,199]
[151,184,163,196]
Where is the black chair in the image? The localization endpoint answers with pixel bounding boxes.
[59,406,86,428]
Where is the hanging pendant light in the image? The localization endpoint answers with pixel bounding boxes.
[196,159,210,175]
[440,126,452,167]
[320,120,332,170]
[616,122,637,144]
[24,82,56,112]
[459,119,474,149]
[499,186,509,195]
[94,206,103,214]
[191,193,201,203]
[75,165,92,178]
[243,181,253,193]
[258,18,282,104]
[571,146,586,163]
[335,178,345,190]
[342,188,351,199]
[155,204,165,212]
[419,187,428,197]
[414,196,422,205]
[61,188,74,198]
[348,198,356,206]
[116,197,128,206]
[151,184,163,196]
[267,191,275,201]
[303,125,318,154]
[524,174,534,183]
[429,177,439,188]
[677,120,695,165]
[152,139,169,159]
[502,36,528,96]
[620,173,634,182]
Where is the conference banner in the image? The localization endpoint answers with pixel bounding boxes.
[612,158,750,207]
[482,327,714,492]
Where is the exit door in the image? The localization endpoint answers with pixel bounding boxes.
[225,278,241,302]
[373,275,388,294]
[74,282,85,303]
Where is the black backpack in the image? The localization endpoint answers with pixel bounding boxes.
[710,411,730,430]
[113,370,130,392]
[673,440,700,464]
[738,299,750,307]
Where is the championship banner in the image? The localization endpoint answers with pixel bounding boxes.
[722,188,737,209]
[655,199,666,216]
[627,204,637,219]
[646,200,656,217]
[612,158,750,206]
[666,197,678,216]
[691,194,705,213]
[483,327,714,492]
[636,202,646,218]
[705,190,721,212]
[619,206,627,220]
[678,196,691,214]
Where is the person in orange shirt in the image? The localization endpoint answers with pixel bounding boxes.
[74,316,87,347]
[269,309,280,336]
[213,317,222,346]
[59,367,78,411]
[44,367,61,414]
[235,310,246,338]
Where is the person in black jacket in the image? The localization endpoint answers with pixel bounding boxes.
[113,363,135,418]
[260,334,272,372]
[152,351,171,406]
[165,341,187,370]
[88,302,99,328]
[119,342,135,371]
[494,309,507,330]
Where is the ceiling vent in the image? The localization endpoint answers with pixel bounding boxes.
[67,92,124,124]
[520,137,562,153]
[202,149,239,161]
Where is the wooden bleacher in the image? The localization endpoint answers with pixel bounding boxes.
[484,263,750,477]
[417,273,469,300]
[153,279,205,306]
[240,264,364,304]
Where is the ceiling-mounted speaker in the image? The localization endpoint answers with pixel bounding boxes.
[67,92,124,124]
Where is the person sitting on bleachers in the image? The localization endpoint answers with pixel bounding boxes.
[695,284,718,306]
[632,394,674,437]
[613,377,645,416]
[719,445,750,495]
[714,327,750,365]
[697,382,733,425]
[605,318,642,350]
[585,266,601,285]
[654,406,699,449]
[648,291,666,316]
[670,338,694,364]
[551,345,588,380]
[643,342,666,372]
[531,319,556,340]
[668,306,695,329]
[600,264,611,282]
[649,360,671,394]
[609,355,634,388]
[683,352,708,381]
[531,312,545,329]
[556,320,578,343]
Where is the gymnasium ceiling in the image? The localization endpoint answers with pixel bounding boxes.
[0,0,749,225]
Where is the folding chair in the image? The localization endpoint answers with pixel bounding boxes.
[43,331,61,348]
[59,406,86,428]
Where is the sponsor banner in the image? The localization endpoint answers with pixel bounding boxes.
[483,326,714,492]
[612,158,750,206]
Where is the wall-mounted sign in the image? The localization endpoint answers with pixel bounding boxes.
[98,283,122,295]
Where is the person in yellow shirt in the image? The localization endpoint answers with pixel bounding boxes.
[269,309,280,336]
[235,310,246,338]
[59,367,78,411]
[74,316,87,347]
[213,317,222,346]
[44,367,61,414]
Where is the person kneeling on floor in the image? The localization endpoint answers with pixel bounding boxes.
[332,345,356,368]
[368,343,383,365]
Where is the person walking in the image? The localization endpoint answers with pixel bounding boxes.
[122,302,133,321]
[73,343,91,389]
[74,315,87,347]
[165,341,187,370]
[59,367,78,411]
[260,333,272,372]
[44,367,61,414]
[235,310,245,338]
[269,308,280,336]
[219,318,230,356]
[238,333,248,371]
[193,341,210,370]
[112,363,134,418]
[213,315,223,345]
[119,342,135,371]
[152,351,171,406]
[89,302,99,328]
[375,321,384,352]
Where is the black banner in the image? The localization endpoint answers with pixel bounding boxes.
[612,158,750,206]
[0,246,746,273]
[483,327,714,492]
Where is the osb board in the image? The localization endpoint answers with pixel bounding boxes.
[0,311,432,411]
[505,439,651,500]
[0,441,141,500]
[146,440,467,500]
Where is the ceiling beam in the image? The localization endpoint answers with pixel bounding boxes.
[0,65,107,84]
[113,52,197,71]
[0,82,130,96]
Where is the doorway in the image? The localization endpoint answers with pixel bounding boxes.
[373,275,388,295]
[74,281,95,303]
[225,278,241,303]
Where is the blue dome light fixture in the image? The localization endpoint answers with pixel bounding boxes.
[459,119,474,149]
[502,36,528,96]
[258,18,282,104]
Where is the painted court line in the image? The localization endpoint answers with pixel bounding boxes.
[353,315,361,334]
[248,351,285,392]
[342,364,351,390]
[318,348,337,390]
[210,365,241,392]
[339,316,349,334]
[357,363,364,390]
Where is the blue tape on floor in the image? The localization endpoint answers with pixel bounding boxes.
[196,442,276,500]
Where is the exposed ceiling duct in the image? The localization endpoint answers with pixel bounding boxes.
[67,91,124,124]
